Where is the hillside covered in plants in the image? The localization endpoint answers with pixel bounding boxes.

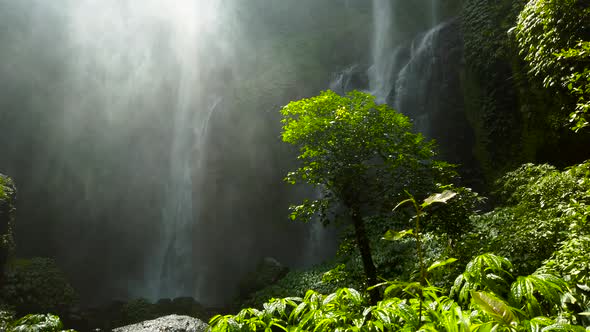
[0,0,589,331]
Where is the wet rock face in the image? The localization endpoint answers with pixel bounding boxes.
[0,173,16,273]
[113,315,208,332]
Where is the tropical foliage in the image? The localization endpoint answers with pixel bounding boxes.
[473,162,590,277]
[216,157,590,330]
[227,82,589,331]
[514,0,590,131]
[0,313,74,332]
[0,258,78,319]
[210,254,586,331]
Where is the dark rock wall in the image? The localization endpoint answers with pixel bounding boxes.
[461,0,590,185]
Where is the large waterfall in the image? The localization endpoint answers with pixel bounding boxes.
[1,0,359,306]
[33,0,235,301]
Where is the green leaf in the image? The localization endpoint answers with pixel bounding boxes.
[9,314,65,332]
[382,229,414,241]
[393,198,414,212]
[421,190,457,208]
[427,258,458,272]
[471,291,517,327]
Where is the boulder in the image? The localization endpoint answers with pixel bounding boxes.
[0,173,16,275]
[113,315,208,332]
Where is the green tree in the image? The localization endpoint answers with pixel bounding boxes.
[280,90,453,303]
[513,0,590,131]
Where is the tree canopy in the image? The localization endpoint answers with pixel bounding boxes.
[280,90,454,302]
[281,90,453,221]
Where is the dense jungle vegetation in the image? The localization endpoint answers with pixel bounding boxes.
[1,0,589,331]
[208,91,590,330]
[207,0,590,330]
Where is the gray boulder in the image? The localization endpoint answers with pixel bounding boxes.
[113,315,208,332]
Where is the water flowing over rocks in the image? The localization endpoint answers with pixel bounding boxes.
[113,315,208,332]
[331,11,480,177]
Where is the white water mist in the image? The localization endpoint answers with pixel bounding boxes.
[63,0,231,300]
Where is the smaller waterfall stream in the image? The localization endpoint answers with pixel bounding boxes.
[157,96,220,299]
[368,0,395,104]
[330,65,359,93]
[393,23,446,135]
[328,0,446,131]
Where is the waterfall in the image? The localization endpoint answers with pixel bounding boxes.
[49,0,232,301]
[430,0,439,26]
[329,65,360,95]
[148,0,222,299]
[368,0,395,104]
[301,190,337,267]
[157,95,220,299]
[368,0,447,136]
[2,0,350,306]
[393,23,446,135]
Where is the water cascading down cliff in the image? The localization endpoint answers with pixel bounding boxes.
[50,0,233,302]
[0,0,336,306]
[332,0,472,166]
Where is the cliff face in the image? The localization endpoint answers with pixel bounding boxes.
[0,173,16,275]
[404,0,590,187]
[461,0,590,184]
[332,0,590,190]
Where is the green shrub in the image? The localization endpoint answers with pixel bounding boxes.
[473,161,590,276]
[239,264,343,310]
[0,258,77,318]
[514,0,590,131]
[1,310,15,331]
[119,298,157,326]
[5,314,74,332]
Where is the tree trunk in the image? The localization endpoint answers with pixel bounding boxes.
[350,205,379,304]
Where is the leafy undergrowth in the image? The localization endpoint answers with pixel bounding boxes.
[0,313,74,332]
[214,160,590,331]
[210,254,589,331]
